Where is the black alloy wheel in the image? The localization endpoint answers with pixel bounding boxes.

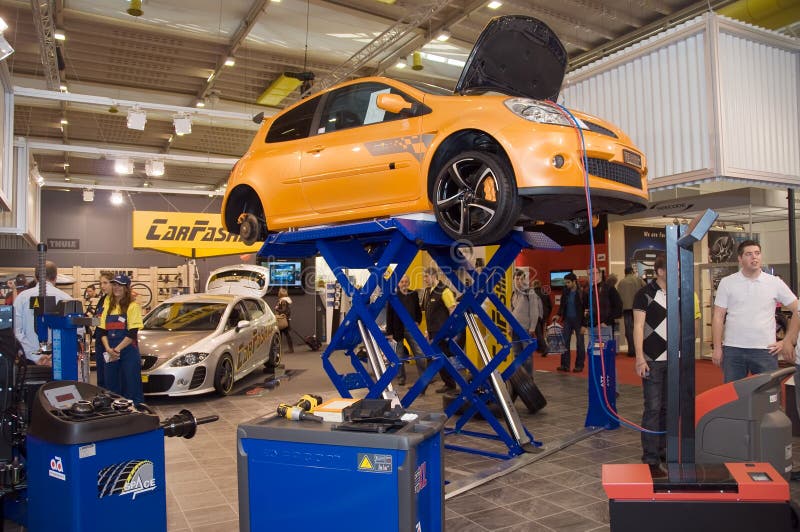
[214,354,235,396]
[433,150,520,245]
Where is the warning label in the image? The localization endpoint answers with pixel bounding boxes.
[357,453,392,473]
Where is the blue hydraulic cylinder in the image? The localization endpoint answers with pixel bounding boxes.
[585,329,619,430]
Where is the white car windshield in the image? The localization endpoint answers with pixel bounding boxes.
[144,302,227,331]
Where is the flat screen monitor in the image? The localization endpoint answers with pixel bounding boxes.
[549,270,573,288]
[267,261,302,287]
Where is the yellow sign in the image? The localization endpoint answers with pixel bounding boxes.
[358,455,373,470]
[132,211,261,258]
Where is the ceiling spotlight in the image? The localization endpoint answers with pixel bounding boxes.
[435,31,451,42]
[110,191,124,205]
[127,107,147,130]
[487,0,502,8]
[395,58,407,69]
[59,84,68,92]
[195,100,205,108]
[173,114,192,136]
[145,159,165,177]
[63,162,70,168]
[64,176,71,182]
[114,158,134,175]
[54,30,66,41]
[224,56,236,67]
[82,189,94,202]
[108,105,119,114]
[60,118,68,125]
[127,0,143,17]
[143,181,151,188]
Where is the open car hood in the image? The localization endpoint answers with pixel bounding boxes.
[205,264,269,297]
[455,15,567,102]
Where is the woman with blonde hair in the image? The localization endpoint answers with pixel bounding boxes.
[97,274,144,404]
[274,287,294,353]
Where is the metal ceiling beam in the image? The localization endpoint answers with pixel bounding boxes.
[559,0,643,28]
[29,0,62,90]
[308,0,457,95]
[40,181,224,196]
[197,0,272,103]
[27,141,238,166]
[502,0,617,40]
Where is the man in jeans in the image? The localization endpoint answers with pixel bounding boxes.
[557,272,586,372]
[385,275,427,389]
[712,240,797,382]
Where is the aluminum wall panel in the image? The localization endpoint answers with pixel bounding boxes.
[718,31,800,179]
[562,31,712,181]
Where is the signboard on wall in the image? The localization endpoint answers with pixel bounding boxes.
[623,225,666,278]
[132,211,261,258]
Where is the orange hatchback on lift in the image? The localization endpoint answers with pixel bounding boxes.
[223,15,648,246]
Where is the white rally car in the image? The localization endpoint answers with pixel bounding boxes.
[139,265,280,397]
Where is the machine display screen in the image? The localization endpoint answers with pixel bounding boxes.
[44,384,83,409]
[748,472,772,482]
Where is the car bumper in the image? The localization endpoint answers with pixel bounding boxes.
[142,364,213,396]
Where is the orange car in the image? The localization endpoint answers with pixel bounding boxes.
[223,15,648,246]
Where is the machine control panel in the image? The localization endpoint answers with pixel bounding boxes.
[28,381,160,445]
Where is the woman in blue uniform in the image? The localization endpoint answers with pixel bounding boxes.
[97,274,144,405]
[92,271,113,388]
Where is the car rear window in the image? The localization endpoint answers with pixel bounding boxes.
[265,97,319,143]
[144,302,227,331]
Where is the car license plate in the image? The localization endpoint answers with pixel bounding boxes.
[623,149,642,168]
[141,374,149,383]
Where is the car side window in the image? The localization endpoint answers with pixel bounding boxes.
[243,299,265,320]
[265,96,320,143]
[318,82,414,134]
[226,302,249,329]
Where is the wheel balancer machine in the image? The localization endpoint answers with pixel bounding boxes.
[602,210,798,531]
[258,216,560,458]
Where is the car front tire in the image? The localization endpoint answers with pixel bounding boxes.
[433,150,520,245]
[214,354,235,396]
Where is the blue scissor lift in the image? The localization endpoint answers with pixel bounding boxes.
[258,217,560,458]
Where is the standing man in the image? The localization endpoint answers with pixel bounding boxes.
[585,267,623,349]
[617,266,645,357]
[422,266,459,394]
[511,270,541,373]
[712,240,797,382]
[557,272,586,372]
[531,279,552,355]
[13,262,75,366]
[386,274,427,388]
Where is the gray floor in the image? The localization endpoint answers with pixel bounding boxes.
[6,349,800,531]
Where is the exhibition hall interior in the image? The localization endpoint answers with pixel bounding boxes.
[0,0,799,531]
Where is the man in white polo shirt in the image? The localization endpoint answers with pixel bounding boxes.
[712,240,797,383]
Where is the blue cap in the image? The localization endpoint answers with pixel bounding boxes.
[111,274,131,286]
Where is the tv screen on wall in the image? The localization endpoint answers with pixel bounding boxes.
[549,270,573,288]
[267,261,303,287]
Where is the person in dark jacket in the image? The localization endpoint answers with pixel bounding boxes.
[385,275,427,388]
[557,272,586,372]
[91,271,113,388]
[585,268,623,338]
[422,267,459,394]
[532,279,552,355]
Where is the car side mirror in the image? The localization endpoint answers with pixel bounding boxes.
[236,319,251,331]
[376,93,413,114]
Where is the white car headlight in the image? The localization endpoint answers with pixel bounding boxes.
[170,352,210,367]
[504,98,577,127]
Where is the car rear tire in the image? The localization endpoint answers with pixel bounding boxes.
[433,150,520,245]
[214,354,235,396]
[264,334,281,371]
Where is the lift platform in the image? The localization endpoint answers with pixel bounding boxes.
[258,216,560,457]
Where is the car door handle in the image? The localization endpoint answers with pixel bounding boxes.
[306,145,325,154]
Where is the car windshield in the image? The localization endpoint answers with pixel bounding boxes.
[207,269,266,288]
[143,302,227,331]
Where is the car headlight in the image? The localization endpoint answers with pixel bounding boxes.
[504,98,575,127]
[170,352,210,367]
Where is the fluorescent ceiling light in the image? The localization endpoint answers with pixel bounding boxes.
[110,191,124,205]
[0,35,13,61]
[436,31,451,42]
[195,100,205,108]
[224,57,235,67]
[54,30,66,41]
[114,158,134,175]
[487,1,502,8]
[173,114,192,135]
[145,160,165,177]
[82,189,94,202]
[127,107,147,130]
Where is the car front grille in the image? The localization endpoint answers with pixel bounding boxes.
[584,120,618,138]
[586,158,642,189]
[190,367,207,389]
[143,375,175,394]
[141,355,159,371]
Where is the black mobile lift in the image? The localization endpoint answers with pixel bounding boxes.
[603,210,800,532]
